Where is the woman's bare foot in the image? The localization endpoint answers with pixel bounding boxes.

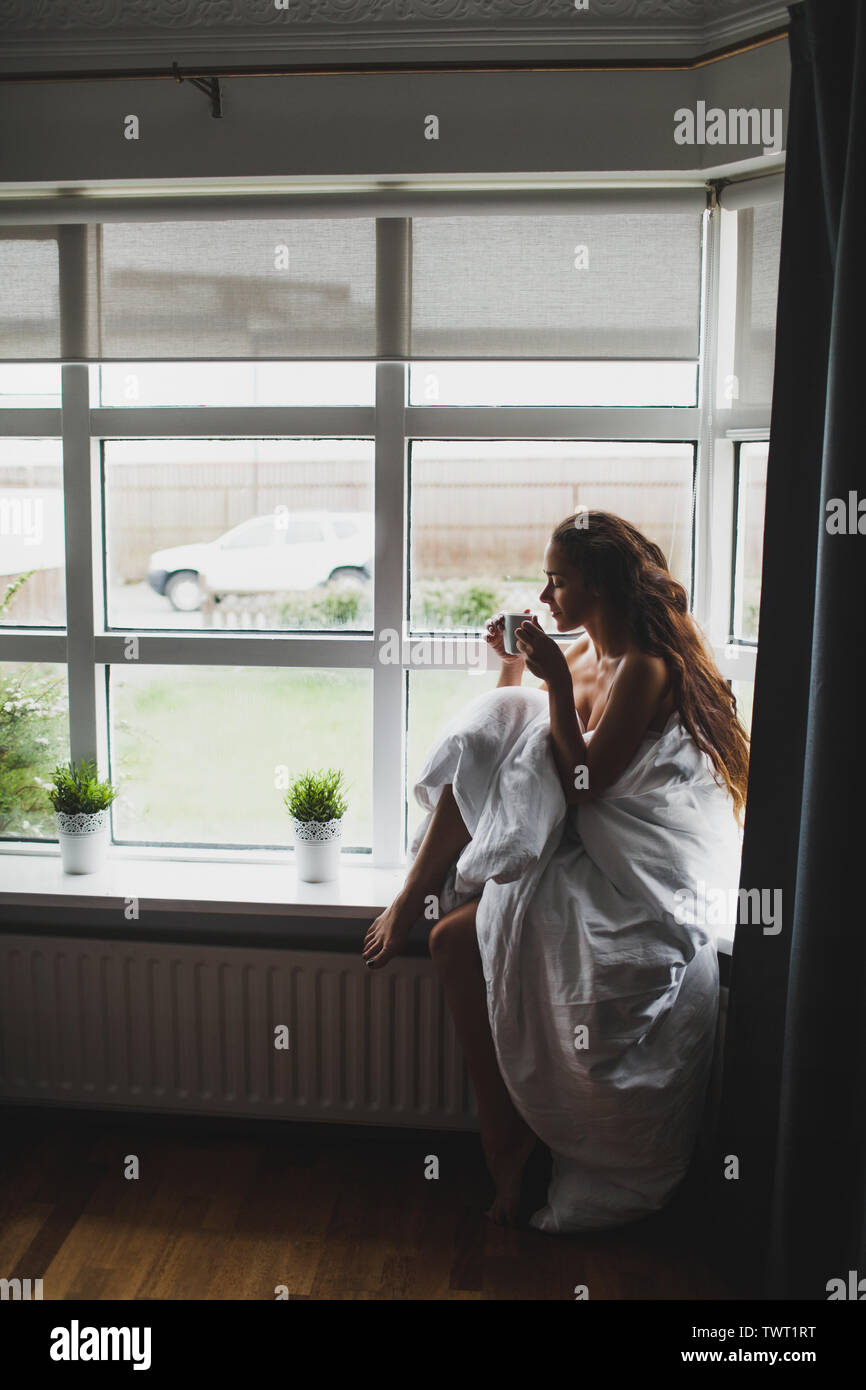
[484,1126,538,1227]
[362,895,417,970]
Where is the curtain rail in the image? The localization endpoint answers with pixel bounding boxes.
[0,27,789,85]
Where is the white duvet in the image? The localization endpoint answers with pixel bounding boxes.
[408,685,742,1233]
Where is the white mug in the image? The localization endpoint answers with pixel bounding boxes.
[503,612,536,655]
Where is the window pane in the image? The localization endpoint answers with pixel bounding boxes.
[407,668,546,850]
[109,665,372,849]
[410,361,697,407]
[408,440,694,631]
[735,204,782,405]
[98,362,374,407]
[0,439,66,627]
[0,661,69,841]
[0,364,62,408]
[103,439,374,631]
[732,442,768,641]
[731,679,755,742]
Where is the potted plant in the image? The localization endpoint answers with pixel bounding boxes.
[47,758,118,875]
[283,767,349,883]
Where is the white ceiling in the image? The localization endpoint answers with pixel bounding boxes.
[0,0,797,73]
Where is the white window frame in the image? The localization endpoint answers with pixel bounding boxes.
[0,187,777,869]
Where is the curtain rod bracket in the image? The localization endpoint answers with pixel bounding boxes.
[172,62,223,118]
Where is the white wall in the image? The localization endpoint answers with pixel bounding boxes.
[0,41,790,184]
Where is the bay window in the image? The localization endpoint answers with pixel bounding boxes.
[0,180,781,864]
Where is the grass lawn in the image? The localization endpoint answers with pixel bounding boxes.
[110,663,546,852]
[111,665,373,848]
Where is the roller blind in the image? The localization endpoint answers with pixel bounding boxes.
[0,220,378,363]
[733,200,783,404]
[98,220,378,360]
[0,206,705,363]
[0,231,61,360]
[410,213,703,359]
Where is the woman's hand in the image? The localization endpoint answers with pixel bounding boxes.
[485,610,529,665]
[515,615,570,685]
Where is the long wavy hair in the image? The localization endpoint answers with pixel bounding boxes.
[550,510,750,822]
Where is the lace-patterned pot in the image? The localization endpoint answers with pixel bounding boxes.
[55,809,110,875]
[291,817,343,883]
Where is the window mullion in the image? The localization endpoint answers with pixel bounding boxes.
[372,366,407,868]
[89,405,374,438]
[373,219,410,868]
[404,405,700,440]
[0,408,63,437]
[60,362,100,769]
[694,204,722,634]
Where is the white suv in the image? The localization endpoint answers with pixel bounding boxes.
[147,510,373,612]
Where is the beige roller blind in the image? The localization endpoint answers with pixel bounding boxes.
[0,219,378,362]
[0,199,707,363]
[0,229,61,360]
[734,200,784,404]
[410,212,704,359]
[96,219,378,361]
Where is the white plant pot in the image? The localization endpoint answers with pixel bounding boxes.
[55,809,110,875]
[292,817,343,883]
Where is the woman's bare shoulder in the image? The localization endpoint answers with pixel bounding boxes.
[565,631,592,659]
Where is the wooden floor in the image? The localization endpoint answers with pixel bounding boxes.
[0,1107,739,1300]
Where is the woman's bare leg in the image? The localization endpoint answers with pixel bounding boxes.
[429,899,537,1227]
[362,784,471,970]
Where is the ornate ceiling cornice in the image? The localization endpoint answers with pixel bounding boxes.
[0,1,795,72]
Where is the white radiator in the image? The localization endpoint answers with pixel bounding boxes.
[0,936,478,1130]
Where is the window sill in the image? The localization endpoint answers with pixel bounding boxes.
[0,845,406,920]
[0,844,734,961]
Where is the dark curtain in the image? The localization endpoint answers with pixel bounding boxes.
[718,0,866,1300]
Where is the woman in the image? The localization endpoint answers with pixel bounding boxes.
[362,511,749,1231]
